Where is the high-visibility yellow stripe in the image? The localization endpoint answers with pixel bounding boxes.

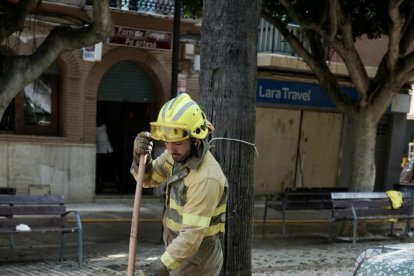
[152,170,165,183]
[166,217,182,232]
[182,213,210,227]
[208,223,225,235]
[169,200,183,214]
[161,251,180,270]
[165,218,225,236]
[170,200,226,217]
[212,203,226,216]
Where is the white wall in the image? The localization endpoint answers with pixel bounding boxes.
[0,141,95,203]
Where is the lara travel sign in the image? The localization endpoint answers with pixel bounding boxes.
[109,26,172,51]
[256,78,356,109]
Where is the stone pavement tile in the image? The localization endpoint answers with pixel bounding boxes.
[0,241,164,276]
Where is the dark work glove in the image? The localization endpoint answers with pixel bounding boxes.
[133,131,153,163]
[142,259,169,276]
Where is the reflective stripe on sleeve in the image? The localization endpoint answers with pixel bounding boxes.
[170,200,226,218]
[212,202,226,217]
[165,217,181,232]
[169,200,183,214]
[160,251,181,270]
[165,217,225,236]
[151,169,165,183]
[206,222,225,236]
[182,213,211,227]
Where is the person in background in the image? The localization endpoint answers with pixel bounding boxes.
[131,93,228,276]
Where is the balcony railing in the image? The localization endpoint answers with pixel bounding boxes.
[48,2,305,57]
[257,18,309,56]
[109,0,176,15]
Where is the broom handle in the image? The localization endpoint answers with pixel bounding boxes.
[127,154,148,276]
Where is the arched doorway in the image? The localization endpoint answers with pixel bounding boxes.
[96,60,155,194]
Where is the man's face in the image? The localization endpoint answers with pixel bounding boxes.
[165,139,192,163]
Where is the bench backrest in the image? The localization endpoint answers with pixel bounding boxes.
[331,192,414,219]
[0,195,67,229]
[0,188,16,195]
[283,187,349,210]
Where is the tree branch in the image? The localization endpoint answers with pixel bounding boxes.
[399,2,414,54]
[262,10,353,113]
[396,50,414,78]
[327,0,338,42]
[0,0,113,109]
[387,0,404,73]
[0,0,35,43]
[277,0,324,33]
[27,0,112,74]
[329,5,370,106]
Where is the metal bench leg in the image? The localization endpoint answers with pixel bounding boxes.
[282,210,286,235]
[60,232,65,262]
[351,205,357,245]
[390,221,394,236]
[77,226,83,267]
[74,212,83,267]
[353,218,357,246]
[405,218,412,236]
[9,233,15,248]
[263,195,269,235]
[263,195,268,224]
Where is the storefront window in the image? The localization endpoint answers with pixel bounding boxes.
[22,76,53,127]
[0,64,60,135]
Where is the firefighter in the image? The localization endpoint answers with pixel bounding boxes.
[131,93,228,276]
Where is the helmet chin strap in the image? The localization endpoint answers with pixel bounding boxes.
[190,138,201,158]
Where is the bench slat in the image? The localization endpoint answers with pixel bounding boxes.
[334,208,410,218]
[0,217,67,227]
[0,226,78,234]
[0,206,66,216]
[0,195,64,204]
[331,192,391,199]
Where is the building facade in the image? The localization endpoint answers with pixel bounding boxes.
[0,2,410,202]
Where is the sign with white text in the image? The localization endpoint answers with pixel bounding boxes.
[82,42,102,62]
[256,79,356,109]
[109,26,172,51]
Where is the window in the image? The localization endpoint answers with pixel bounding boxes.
[0,63,60,136]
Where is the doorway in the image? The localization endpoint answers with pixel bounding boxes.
[95,60,156,195]
[96,101,152,194]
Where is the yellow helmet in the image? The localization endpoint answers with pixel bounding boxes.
[150,93,211,142]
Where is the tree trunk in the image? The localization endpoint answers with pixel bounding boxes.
[349,111,378,191]
[199,1,261,275]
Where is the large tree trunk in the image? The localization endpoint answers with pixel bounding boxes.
[349,111,378,191]
[199,0,261,275]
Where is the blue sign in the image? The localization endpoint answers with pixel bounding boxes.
[256,79,356,109]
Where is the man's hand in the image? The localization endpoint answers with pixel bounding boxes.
[142,259,169,276]
[133,131,153,162]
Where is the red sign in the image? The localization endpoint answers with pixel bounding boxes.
[109,26,172,51]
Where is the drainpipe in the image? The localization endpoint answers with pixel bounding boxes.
[171,0,181,98]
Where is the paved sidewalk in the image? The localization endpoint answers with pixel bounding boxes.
[0,196,411,275]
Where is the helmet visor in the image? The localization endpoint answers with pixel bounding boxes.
[150,123,189,142]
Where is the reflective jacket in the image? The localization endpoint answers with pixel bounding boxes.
[131,140,228,272]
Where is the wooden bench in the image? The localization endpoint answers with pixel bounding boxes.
[263,187,348,234]
[331,192,414,245]
[0,187,16,195]
[0,194,83,266]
